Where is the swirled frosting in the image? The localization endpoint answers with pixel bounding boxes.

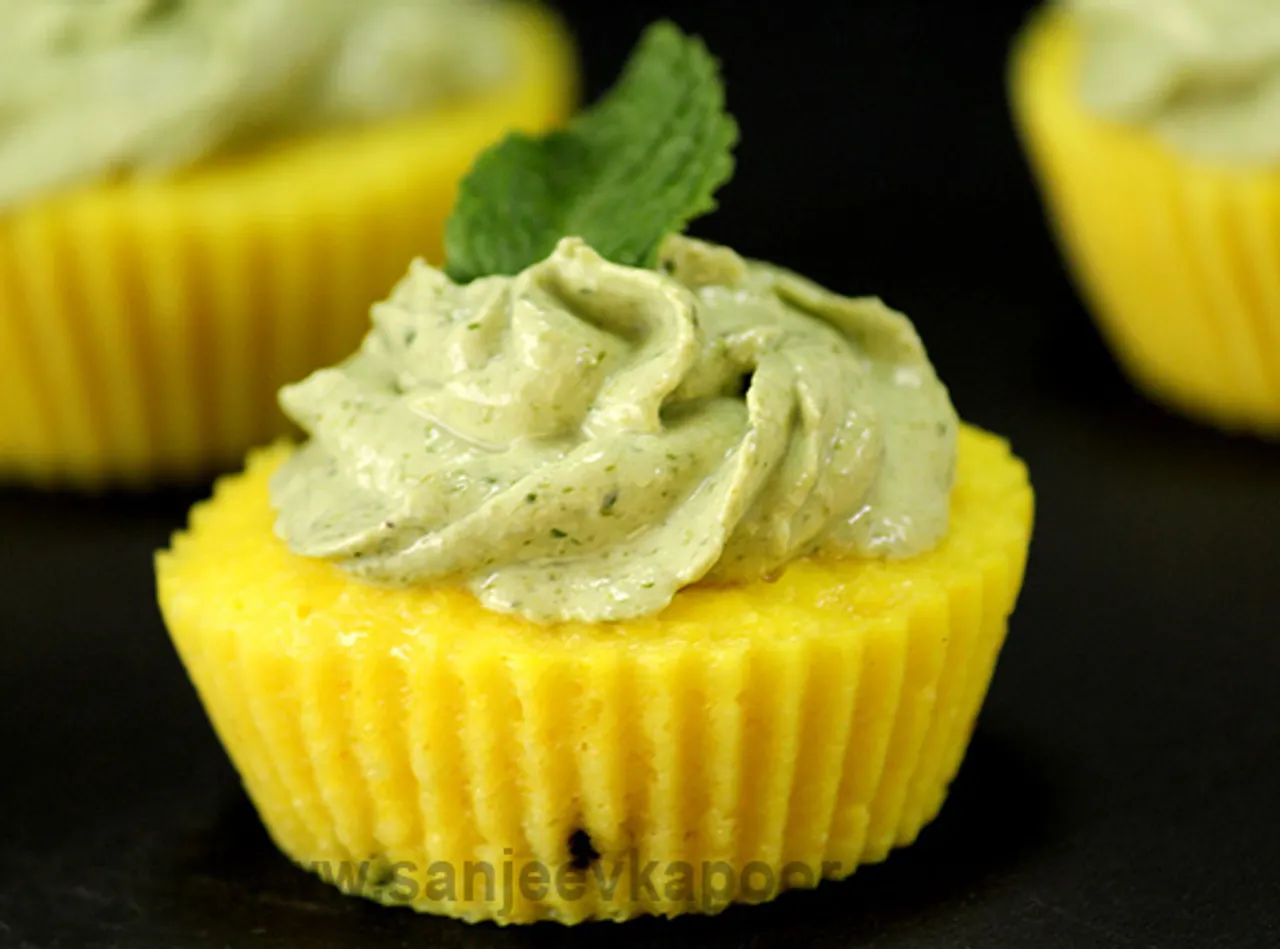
[0,0,512,209]
[271,236,958,623]
[1071,0,1280,163]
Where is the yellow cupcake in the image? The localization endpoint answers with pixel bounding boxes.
[1011,5,1280,435]
[156,21,1035,925]
[156,425,1033,924]
[0,2,575,487]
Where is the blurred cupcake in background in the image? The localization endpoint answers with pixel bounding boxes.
[1011,0,1280,435]
[0,0,576,486]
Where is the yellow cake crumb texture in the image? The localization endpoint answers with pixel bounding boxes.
[0,2,577,486]
[1011,7,1280,434]
[156,425,1034,924]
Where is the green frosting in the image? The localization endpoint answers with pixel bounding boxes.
[270,236,958,624]
[1071,0,1280,163]
[0,0,512,209]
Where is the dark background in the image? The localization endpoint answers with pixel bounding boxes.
[2,1,1278,946]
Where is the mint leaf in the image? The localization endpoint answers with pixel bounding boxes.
[444,21,738,283]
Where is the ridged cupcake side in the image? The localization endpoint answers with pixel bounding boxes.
[157,425,1033,924]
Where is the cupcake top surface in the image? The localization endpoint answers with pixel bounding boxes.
[268,22,958,624]
[270,235,958,624]
[1069,0,1280,163]
[0,0,513,209]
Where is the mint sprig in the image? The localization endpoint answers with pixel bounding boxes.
[443,21,738,283]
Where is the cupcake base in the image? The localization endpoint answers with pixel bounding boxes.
[1011,8,1280,435]
[156,425,1033,924]
[0,2,576,487]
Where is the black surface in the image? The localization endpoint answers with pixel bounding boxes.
[3,1,1279,946]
